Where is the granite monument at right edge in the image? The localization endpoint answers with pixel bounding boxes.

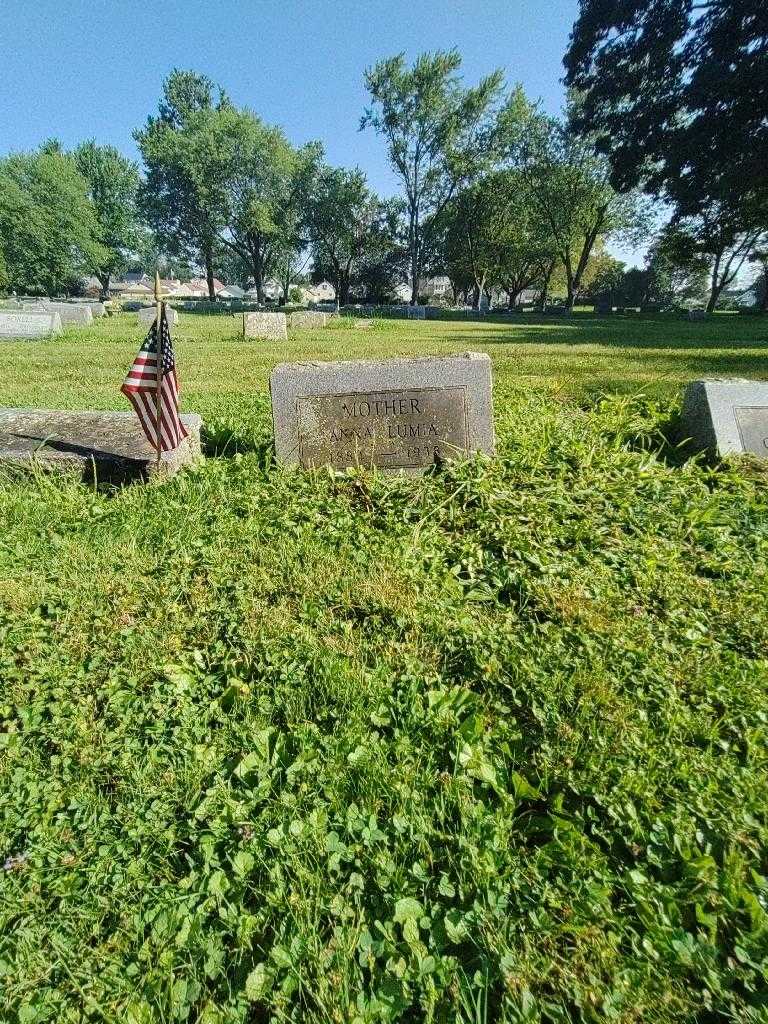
[681,379,768,458]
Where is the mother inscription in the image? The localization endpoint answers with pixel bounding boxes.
[271,352,494,472]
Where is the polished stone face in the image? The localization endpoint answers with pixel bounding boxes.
[734,406,768,456]
[270,352,495,474]
[297,386,469,470]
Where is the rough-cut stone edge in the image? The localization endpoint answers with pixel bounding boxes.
[243,311,288,339]
[270,351,495,472]
[681,378,768,456]
[0,409,203,483]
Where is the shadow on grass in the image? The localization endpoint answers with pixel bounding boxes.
[441,313,768,352]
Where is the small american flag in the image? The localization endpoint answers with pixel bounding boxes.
[121,304,188,453]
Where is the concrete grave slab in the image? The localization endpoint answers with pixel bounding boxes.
[681,379,768,458]
[0,311,62,339]
[244,311,287,340]
[138,306,179,326]
[271,351,494,473]
[0,408,202,483]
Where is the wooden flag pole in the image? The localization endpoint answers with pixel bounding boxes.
[154,269,164,469]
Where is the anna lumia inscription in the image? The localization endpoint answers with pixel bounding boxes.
[297,387,469,469]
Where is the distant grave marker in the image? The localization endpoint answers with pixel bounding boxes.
[681,379,768,458]
[289,310,334,329]
[138,306,178,326]
[271,351,494,473]
[30,302,94,326]
[0,311,62,339]
[244,311,287,340]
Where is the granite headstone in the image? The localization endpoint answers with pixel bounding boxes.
[0,408,202,482]
[244,311,287,340]
[681,379,768,458]
[0,311,62,339]
[271,351,494,473]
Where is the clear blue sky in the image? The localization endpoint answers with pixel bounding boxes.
[0,0,642,266]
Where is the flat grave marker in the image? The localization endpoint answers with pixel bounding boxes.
[0,408,202,482]
[681,379,768,458]
[271,351,494,473]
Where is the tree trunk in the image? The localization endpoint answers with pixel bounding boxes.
[706,287,721,314]
[204,246,216,301]
[471,282,480,310]
[98,272,110,301]
[410,208,419,305]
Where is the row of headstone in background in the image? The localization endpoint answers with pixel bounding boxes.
[0,311,62,339]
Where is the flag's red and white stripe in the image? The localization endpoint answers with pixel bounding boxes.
[121,305,188,453]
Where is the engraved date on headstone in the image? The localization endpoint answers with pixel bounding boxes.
[297,386,469,469]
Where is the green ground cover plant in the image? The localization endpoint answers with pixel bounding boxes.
[0,313,767,1022]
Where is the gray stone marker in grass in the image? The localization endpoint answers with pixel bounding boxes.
[289,310,335,329]
[0,408,202,483]
[271,351,494,473]
[244,311,287,340]
[681,379,768,458]
[138,305,179,326]
[30,302,93,326]
[0,311,62,339]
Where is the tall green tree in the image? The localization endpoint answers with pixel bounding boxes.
[564,0,768,228]
[305,166,396,307]
[180,105,321,303]
[521,117,645,310]
[136,70,229,299]
[74,141,141,298]
[0,146,106,295]
[361,50,504,304]
[656,214,763,312]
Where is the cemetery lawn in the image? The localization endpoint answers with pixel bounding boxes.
[1,311,767,1023]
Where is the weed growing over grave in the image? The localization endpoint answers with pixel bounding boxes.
[0,314,767,1022]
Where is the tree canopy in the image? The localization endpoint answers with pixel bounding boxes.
[362,49,504,304]
[564,0,768,226]
[0,146,106,295]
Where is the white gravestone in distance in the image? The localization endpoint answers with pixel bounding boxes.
[138,306,179,326]
[271,351,495,474]
[681,379,768,458]
[32,302,93,326]
[244,311,287,340]
[0,311,62,339]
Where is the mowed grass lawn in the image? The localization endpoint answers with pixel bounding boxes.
[1,312,767,1023]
